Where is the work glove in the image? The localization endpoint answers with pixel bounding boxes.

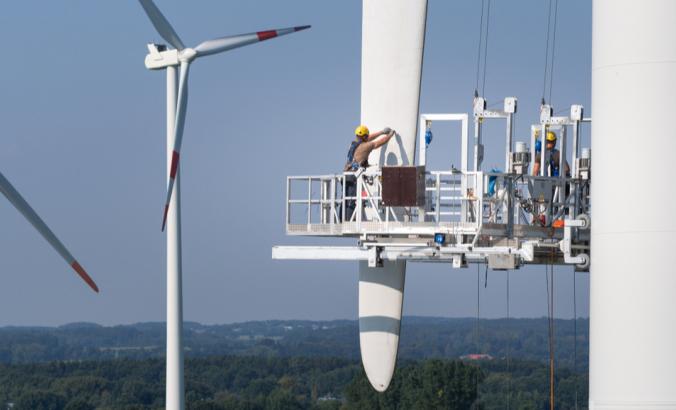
[382,127,391,134]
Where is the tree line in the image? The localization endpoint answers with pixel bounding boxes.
[0,317,589,370]
[0,356,586,409]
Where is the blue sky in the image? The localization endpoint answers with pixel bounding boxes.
[0,0,591,326]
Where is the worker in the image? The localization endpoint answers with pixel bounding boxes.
[342,125,395,221]
[532,130,571,227]
[532,131,570,177]
[344,125,396,172]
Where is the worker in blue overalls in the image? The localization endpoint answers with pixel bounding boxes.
[532,131,570,177]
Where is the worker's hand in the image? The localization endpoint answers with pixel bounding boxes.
[382,127,391,134]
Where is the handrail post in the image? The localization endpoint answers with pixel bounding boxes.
[356,174,363,230]
[286,177,291,228]
[307,178,312,227]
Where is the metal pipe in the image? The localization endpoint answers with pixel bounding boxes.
[505,114,513,172]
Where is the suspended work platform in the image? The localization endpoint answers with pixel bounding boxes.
[273,99,591,271]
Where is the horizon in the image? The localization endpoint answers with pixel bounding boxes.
[0,315,590,329]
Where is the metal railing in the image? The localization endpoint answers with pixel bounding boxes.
[285,168,590,238]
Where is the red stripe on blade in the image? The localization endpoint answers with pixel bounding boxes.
[257,30,278,41]
[170,151,180,179]
[71,261,99,293]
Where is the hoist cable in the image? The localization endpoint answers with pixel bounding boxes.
[541,0,553,102]
[481,0,492,97]
[475,262,481,398]
[475,0,486,94]
[506,270,512,410]
[545,254,556,410]
[548,0,560,104]
[573,268,579,410]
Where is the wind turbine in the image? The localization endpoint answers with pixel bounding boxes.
[136,1,309,408]
[0,170,98,293]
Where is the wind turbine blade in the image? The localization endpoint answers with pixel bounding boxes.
[138,0,185,50]
[194,25,310,58]
[0,170,99,293]
[162,61,190,231]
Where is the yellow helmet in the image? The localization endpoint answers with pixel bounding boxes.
[355,125,370,138]
[535,129,557,143]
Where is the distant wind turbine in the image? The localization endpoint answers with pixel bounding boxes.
[0,170,98,292]
[136,1,309,408]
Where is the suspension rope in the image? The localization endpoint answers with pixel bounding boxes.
[541,0,561,105]
[474,0,486,95]
[481,0,492,97]
[541,0,553,101]
[545,253,556,410]
[548,0,560,104]
[474,0,492,97]
[475,262,481,397]
[506,270,512,410]
[573,268,579,410]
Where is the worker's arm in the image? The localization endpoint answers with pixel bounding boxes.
[532,159,541,176]
[372,131,395,149]
[367,127,392,142]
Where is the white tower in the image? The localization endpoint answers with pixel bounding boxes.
[590,0,676,408]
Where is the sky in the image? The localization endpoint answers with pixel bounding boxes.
[0,0,591,326]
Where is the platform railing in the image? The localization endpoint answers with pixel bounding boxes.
[285,169,590,237]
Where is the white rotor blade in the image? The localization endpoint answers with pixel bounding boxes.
[0,170,99,293]
[162,61,190,231]
[138,0,185,50]
[194,25,310,58]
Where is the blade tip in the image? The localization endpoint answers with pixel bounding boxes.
[71,261,99,293]
[295,25,311,31]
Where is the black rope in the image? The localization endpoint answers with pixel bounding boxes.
[474,0,486,95]
[547,259,556,410]
[484,263,489,288]
[573,268,578,410]
[506,270,512,410]
[475,262,481,399]
[481,0,492,97]
[541,0,553,102]
[548,0,560,104]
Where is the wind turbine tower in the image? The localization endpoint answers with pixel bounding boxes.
[136,1,309,408]
[590,0,676,407]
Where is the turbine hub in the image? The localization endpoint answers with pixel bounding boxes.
[178,48,197,63]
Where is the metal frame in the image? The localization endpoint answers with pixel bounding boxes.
[473,96,517,172]
[532,104,591,219]
[275,106,591,271]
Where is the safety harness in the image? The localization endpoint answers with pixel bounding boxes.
[549,148,560,177]
[346,140,362,171]
[536,146,561,177]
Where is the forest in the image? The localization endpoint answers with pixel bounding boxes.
[0,317,588,409]
[0,356,586,409]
